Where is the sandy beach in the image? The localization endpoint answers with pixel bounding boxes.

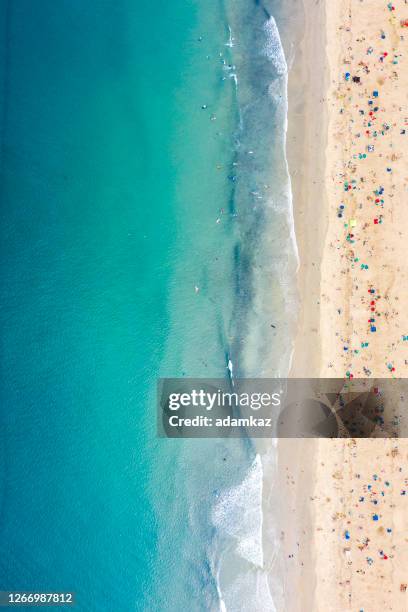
[276,0,408,610]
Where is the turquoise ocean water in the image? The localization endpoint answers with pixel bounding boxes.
[0,1,301,610]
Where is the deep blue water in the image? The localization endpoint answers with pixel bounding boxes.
[0,1,197,609]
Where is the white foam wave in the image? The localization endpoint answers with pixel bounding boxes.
[212,454,264,567]
[262,17,287,75]
[225,25,234,48]
[212,454,277,611]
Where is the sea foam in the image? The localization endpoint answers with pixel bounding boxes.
[209,3,299,610]
[212,454,264,568]
[262,17,287,75]
[212,455,277,612]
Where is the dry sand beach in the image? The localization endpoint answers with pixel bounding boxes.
[277,0,408,610]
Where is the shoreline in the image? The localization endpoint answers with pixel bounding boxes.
[263,0,329,609]
[279,0,328,608]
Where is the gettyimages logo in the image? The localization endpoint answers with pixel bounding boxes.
[157,379,407,438]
